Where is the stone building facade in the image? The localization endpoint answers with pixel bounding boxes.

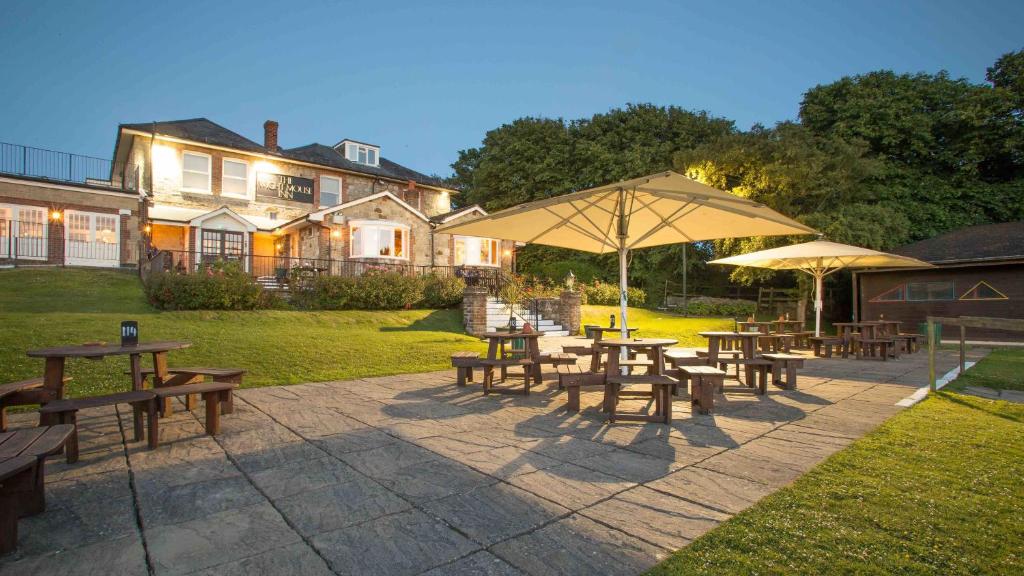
[110,118,510,275]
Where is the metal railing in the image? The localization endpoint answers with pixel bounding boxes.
[0,142,112,185]
[148,250,503,288]
[1,218,126,266]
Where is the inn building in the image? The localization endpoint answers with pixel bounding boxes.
[110,118,510,277]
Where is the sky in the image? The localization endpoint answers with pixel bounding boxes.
[1,0,1021,178]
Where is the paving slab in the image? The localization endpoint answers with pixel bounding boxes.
[507,462,636,510]
[274,475,411,537]
[421,551,525,576]
[580,486,729,550]
[188,542,334,576]
[490,513,667,576]
[310,509,479,576]
[421,483,570,546]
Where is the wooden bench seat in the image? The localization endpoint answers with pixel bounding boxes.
[854,338,897,361]
[561,345,594,356]
[451,351,486,387]
[137,367,244,415]
[680,366,726,414]
[540,352,579,366]
[789,331,814,348]
[605,374,677,424]
[762,353,805,389]
[809,336,843,358]
[151,381,238,438]
[556,364,603,411]
[893,333,920,353]
[0,423,75,553]
[481,359,534,396]
[39,392,157,462]
[712,358,772,394]
[0,454,36,554]
[0,377,71,432]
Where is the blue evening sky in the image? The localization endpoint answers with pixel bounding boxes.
[1,0,1021,178]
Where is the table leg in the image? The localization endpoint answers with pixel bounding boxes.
[529,338,542,382]
[652,347,665,377]
[603,346,620,413]
[742,339,755,386]
[37,357,66,425]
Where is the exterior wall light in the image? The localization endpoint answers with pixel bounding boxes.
[50,210,62,221]
[331,229,342,238]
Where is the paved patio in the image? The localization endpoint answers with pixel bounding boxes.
[0,346,982,576]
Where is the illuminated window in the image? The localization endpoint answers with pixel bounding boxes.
[454,236,500,266]
[959,281,1007,301]
[906,281,954,301]
[222,159,248,198]
[350,222,408,259]
[182,151,211,192]
[320,176,341,208]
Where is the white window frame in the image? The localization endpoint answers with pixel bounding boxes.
[221,157,249,199]
[349,220,409,260]
[319,175,342,208]
[182,151,212,193]
[64,209,121,267]
[0,204,49,261]
[345,143,380,167]
[453,235,500,267]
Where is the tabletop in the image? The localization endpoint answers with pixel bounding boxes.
[27,341,191,358]
[481,332,543,339]
[599,338,678,348]
[698,331,740,337]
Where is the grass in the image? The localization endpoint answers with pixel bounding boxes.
[944,348,1024,392]
[0,268,488,397]
[646,351,1024,575]
[0,268,732,399]
[581,305,733,346]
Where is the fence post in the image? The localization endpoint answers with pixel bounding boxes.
[927,318,936,392]
[959,323,966,375]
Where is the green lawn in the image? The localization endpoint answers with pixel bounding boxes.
[945,348,1024,392]
[581,305,733,346]
[0,268,488,397]
[647,351,1024,575]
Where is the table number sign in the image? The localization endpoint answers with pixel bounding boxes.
[121,321,139,347]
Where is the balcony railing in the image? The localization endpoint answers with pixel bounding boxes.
[146,250,505,293]
[0,141,113,185]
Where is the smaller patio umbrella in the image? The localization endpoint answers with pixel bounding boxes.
[709,240,933,336]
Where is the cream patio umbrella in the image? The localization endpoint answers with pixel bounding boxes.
[709,240,933,336]
[436,171,816,340]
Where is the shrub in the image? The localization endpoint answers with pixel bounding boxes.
[683,296,757,318]
[422,274,465,308]
[581,281,646,306]
[145,261,267,310]
[349,270,425,309]
[291,275,358,310]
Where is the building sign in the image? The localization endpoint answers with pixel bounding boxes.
[256,172,314,203]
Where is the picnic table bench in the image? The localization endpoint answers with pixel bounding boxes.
[0,424,74,553]
[809,336,844,358]
[762,353,805,389]
[451,351,486,387]
[1,377,69,432]
[39,392,157,462]
[137,367,243,415]
[680,365,726,414]
[152,381,237,436]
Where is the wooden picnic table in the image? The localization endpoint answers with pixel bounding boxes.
[586,327,639,370]
[699,331,762,385]
[737,321,774,334]
[482,331,543,382]
[773,320,805,334]
[874,320,902,337]
[598,338,678,422]
[22,341,191,411]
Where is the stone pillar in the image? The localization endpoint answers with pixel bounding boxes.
[560,290,581,335]
[463,286,489,336]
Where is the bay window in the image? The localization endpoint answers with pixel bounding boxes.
[320,175,341,207]
[182,151,211,192]
[222,158,248,197]
[454,236,500,266]
[350,221,408,259]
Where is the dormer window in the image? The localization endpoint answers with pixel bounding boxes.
[336,140,380,167]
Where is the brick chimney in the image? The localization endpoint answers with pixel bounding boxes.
[263,120,279,151]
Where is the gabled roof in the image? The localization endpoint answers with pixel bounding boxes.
[118,118,449,189]
[120,118,265,154]
[895,221,1024,264]
[430,204,487,224]
[276,191,430,231]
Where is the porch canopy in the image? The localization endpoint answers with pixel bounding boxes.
[436,170,816,338]
[709,240,933,336]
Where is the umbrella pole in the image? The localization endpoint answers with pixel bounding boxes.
[617,189,629,374]
[814,271,823,337]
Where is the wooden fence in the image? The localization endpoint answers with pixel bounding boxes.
[926,316,1024,391]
